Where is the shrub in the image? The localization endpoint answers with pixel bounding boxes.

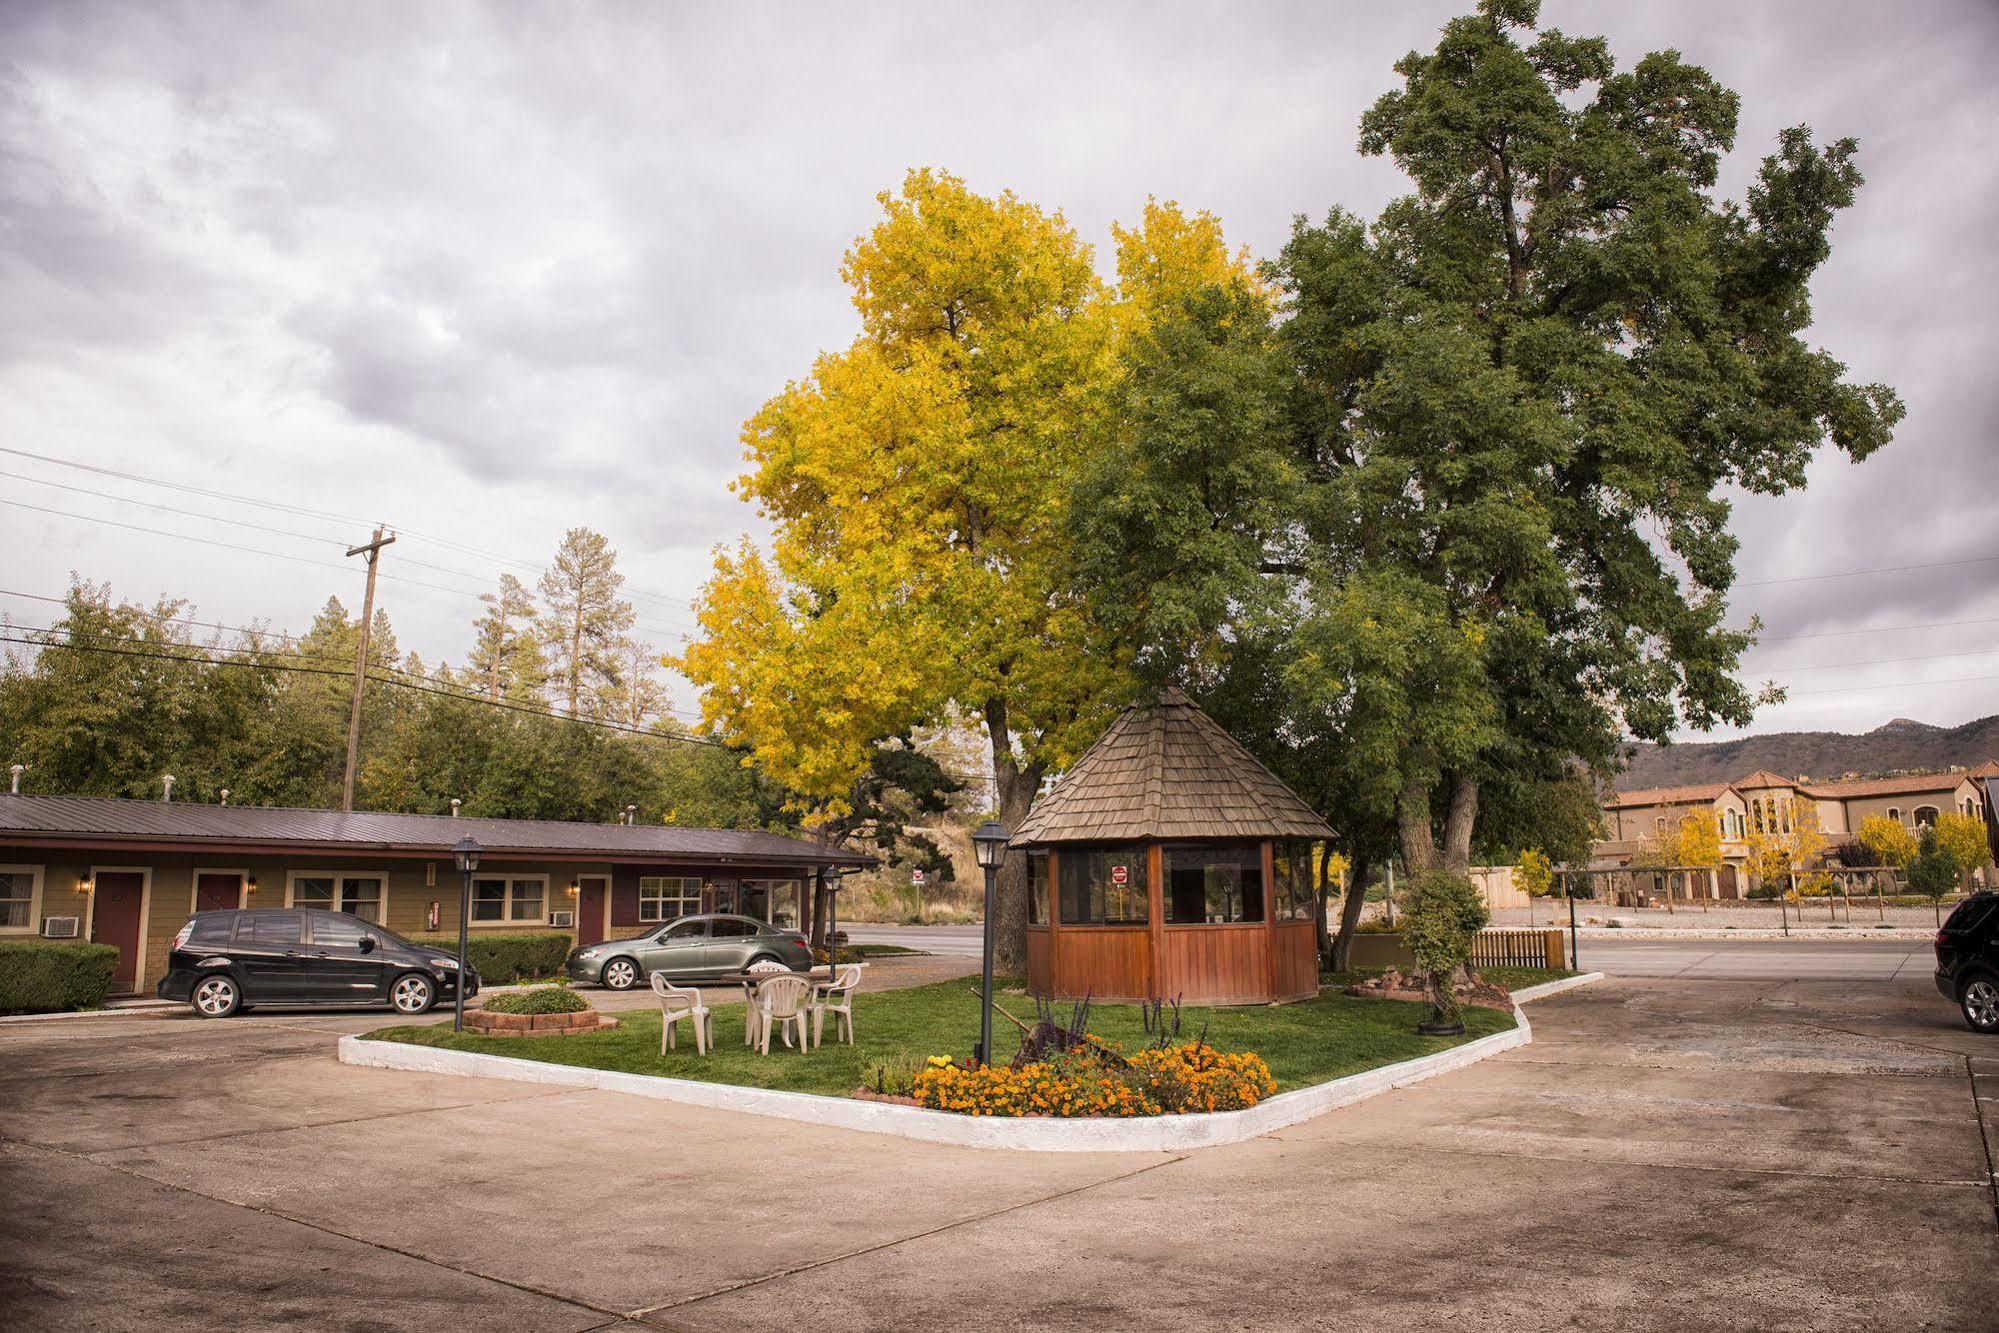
[860,1050,927,1098]
[408,933,572,983]
[0,940,121,1014]
[910,1041,1275,1118]
[482,986,592,1016]
[1400,870,1490,1025]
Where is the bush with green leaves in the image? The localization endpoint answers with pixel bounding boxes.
[0,940,121,1014]
[481,986,592,1016]
[1907,828,1964,920]
[1399,870,1490,1024]
[860,1050,927,1098]
[409,933,572,984]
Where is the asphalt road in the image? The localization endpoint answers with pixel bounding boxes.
[844,923,1939,982]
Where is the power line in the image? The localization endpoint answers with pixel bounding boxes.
[1757,647,1999,675]
[1782,674,1999,697]
[1744,616,1999,643]
[0,631,731,749]
[0,469,357,548]
[1737,553,1999,588]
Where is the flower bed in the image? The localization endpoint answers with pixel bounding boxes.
[465,985,613,1037]
[910,1041,1277,1118]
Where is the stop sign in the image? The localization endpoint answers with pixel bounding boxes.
[1111,864,1128,886]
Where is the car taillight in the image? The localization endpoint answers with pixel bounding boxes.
[1936,931,1948,949]
[172,923,192,950]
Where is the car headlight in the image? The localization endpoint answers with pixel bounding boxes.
[575,947,602,959]
[429,957,459,970]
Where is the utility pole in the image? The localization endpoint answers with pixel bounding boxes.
[342,526,396,812]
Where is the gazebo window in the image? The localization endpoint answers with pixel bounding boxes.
[1026,850,1050,925]
[1273,841,1317,920]
[1059,845,1149,926]
[1164,844,1263,924]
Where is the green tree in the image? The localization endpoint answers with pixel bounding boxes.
[1907,826,1963,926]
[1400,869,1490,1029]
[467,573,546,705]
[538,528,636,719]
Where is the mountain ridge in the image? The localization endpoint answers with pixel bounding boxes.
[1617,713,1999,792]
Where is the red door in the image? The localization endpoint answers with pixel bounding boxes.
[195,872,242,914]
[92,871,146,993]
[576,876,608,948]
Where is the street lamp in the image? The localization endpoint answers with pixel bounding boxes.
[971,820,1010,1067]
[452,835,482,1032]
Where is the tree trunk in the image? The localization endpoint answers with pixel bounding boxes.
[984,696,1043,973]
[1441,771,1478,874]
[1314,847,1335,963]
[1397,774,1437,875]
[1330,851,1372,973]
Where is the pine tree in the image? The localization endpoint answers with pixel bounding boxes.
[537,528,635,718]
[468,573,546,705]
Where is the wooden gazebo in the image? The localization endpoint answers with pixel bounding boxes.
[1012,688,1334,1005]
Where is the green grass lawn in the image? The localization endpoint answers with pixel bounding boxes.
[363,975,1514,1098]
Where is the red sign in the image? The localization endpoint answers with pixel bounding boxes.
[912,868,925,884]
[1111,864,1129,886]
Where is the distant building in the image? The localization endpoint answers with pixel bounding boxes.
[1593,763,1993,897]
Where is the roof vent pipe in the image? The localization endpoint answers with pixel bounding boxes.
[450,798,462,818]
[162,774,175,803]
[625,804,637,827]
[8,764,22,795]
[219,788,230,807]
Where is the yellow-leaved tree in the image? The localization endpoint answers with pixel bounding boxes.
[1856,814,1917,870]
[676,170,1254,967]
[1745,796,1826,921]
[1933,811,1993,891]
[1515,848,1553,925]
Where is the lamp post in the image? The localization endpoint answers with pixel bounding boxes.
[970,820,1010,1068]
[823,865,844,968]
[452,835,481,1032]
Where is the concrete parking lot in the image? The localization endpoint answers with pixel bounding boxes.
[3,961,1997,1331]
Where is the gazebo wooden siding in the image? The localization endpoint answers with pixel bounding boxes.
[1014,689,1334,1006]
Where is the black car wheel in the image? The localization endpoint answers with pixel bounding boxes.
[601,957,640,990]
[390,973,436,1015]
[1961,976,1999,1034]
[191,974,241,1019]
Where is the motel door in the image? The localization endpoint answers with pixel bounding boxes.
[195,872,243,914]
[575,876,609,949]
[92,871,146,993]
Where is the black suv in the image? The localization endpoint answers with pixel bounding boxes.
[1934,891,1999,1033]
[156,908,478,1019]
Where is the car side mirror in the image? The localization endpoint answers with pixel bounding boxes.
[358,935,376,953]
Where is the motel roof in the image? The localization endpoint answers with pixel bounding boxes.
[0,794,871,869]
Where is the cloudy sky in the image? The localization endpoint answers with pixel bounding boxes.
[3,0,1995,743]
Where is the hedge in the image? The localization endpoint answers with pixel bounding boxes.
[482,986,592,1015]
[407,933,572,984]
[0,940,122,1014]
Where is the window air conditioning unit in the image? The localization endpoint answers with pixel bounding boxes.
[42,917,81,939]
[550,910,575,928]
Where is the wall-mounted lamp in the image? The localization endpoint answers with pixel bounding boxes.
[245,873,258,895]
[77,874,94,895]
[565,881,580,899]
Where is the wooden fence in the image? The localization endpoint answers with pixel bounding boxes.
[1348,927,1567,971]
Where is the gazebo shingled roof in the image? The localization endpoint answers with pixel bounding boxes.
[1011,687,1336,846]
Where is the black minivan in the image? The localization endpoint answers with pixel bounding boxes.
[156,908,478,1019]
[1934,891,1999,1033]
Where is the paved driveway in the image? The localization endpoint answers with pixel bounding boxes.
[3,970,1996,1331]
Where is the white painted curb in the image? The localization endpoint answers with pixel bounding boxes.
[1507,972,1604,1004]
[339,974,1601,1153]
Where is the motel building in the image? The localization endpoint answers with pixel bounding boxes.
[0,794,870,997]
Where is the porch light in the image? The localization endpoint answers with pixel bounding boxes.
[565,880,579,899]
[453,836,482,874]
[972,821,1010,871]
[245,874,258,894]
[77,874,94,894]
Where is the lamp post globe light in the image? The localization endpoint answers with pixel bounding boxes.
[970,820,1010,1067]
[452,835,481,1033]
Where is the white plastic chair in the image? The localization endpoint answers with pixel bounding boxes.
[743,958,791,1046]
[649,974,711,1056]
[749,973,810,1056]
[808,964,864,1048]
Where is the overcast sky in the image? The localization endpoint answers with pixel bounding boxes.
[3,0,1995,745]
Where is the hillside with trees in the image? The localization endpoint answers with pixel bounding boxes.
[1616,715,1999,790]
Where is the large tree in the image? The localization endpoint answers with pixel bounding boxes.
[467,572,546,705]
[538,527,637,719]
[1076,1,1900,900]
[678,169,1158,969]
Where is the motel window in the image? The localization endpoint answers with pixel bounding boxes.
[639,876,701,923]
[0,866,41,932]
[1026,850,1050,925]
[738,878,799,929]
[288,873,385,924]
[1914,806,1939,828]
[1059,845,1149,926]
[1272,841,1318,921]
[1164,844,1264,924]
[470,875,547,925]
